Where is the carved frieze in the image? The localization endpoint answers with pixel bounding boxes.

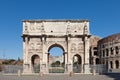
[78,43,84,53]
[28,22,45,32]
[84,23,88,34]
[78,43,84,49]
[28,38,42,53]
[67,22,71,33]
[70,42,84,53]
[71,43,76,53]
[66,22,85,34]
[46,41,66,46]
[36,26,41,30]
[70,24,83,33]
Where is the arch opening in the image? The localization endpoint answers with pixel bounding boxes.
[49,47,64,56]
[110,61,113,69]
[96,58,99,64]
[115,60,119,69]
[31,55,40,73]
[48,44,65,73]
[73,54,82,73]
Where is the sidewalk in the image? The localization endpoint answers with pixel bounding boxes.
[0,73,116,80]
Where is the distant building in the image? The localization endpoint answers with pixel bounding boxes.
[48,55,64,64]
[52,55,64,63]
[89,36,101,65]
[98,33,120,73]
[0,59,4,64]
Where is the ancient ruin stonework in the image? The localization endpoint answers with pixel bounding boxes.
[22,19,91,74]
[98,33,120,73]
[89,36,100,65]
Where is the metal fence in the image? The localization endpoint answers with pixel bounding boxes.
[3,65,23,73]
[73,64,82,73]
[33,64,40,73]
[48,64,65,73]
[2,64,107,74]
[90,64,107,74]
[49,67,65,73]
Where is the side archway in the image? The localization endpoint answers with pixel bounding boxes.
[31,54,40,73]
[73,54,82,73]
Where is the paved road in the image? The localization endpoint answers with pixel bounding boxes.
[0,73,120,80]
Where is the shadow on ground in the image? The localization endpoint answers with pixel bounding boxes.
[105,73,120,80]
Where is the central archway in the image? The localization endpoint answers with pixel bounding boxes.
[73,54,82,73]
[48,44,65,73]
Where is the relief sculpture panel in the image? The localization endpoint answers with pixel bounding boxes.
[28,22,45,33]
[28,38,42,53]
[78,42,84,53]
[71,43,76,53]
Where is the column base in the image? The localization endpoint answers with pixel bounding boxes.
[22,64,33,74]
[84,64,91,74]
[40,63,48,74]
[65,63,72,73]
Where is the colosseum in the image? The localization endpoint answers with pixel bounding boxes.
[98,33,120,73]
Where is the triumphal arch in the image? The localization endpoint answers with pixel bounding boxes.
[22,19,91,74]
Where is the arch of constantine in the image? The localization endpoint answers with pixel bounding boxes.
[22,19,91,74]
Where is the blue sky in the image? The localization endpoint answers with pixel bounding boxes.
[0,0,120,59]
[49,47,63,56]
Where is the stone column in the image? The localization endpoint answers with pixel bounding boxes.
[93,57,96,75]
[108,48,110,57]
[23,36,31,74]
[25,37,28,63]
[84,36,90,74]
[113,60,115,69]
[42,37,45,62]
[81,54,84,73]
[113,47,115,55]
[108,61,111,72]
[104,49,106,58]
[67,36,71,63]
[41,36,47,73]
[119,60,120,68]
[66,36,72,73]
[64,52,68,73]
